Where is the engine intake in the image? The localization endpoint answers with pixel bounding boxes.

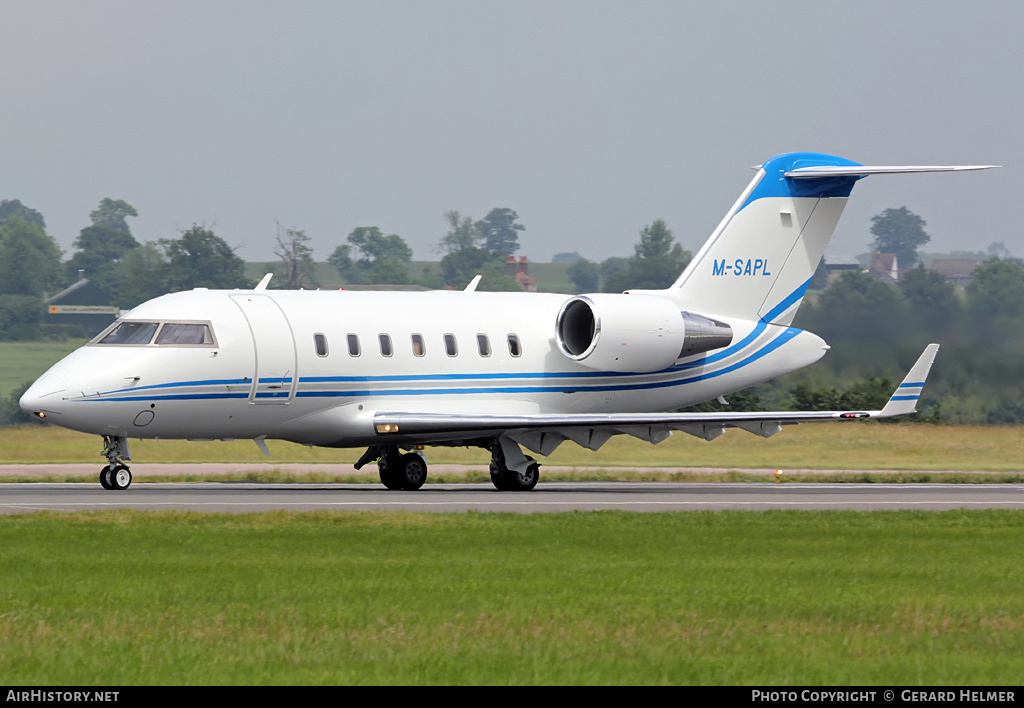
[555,294,732,373]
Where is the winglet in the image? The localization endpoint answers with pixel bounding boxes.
[255,273,273,291]
[875,344,940,418]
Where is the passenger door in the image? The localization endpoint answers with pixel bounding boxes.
[230,294,297,404]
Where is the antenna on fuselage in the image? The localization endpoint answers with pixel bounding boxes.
[464,274,482,292]
[254,273,273,291]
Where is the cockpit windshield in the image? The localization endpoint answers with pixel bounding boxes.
[91,320,216,347]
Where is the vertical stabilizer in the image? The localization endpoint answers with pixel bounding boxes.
[667,153,862,325]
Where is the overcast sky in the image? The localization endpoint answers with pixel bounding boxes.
[1,0,1019,266]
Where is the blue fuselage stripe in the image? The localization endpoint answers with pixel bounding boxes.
[80,326,803,403]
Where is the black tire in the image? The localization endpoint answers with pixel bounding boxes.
[110,464,132,491]
[397,453,428,491]
[508,461,540,492]
[489,461,514,491]
[99,467,114,490]
[378,457,404,490]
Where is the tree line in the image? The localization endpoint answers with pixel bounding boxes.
[4,193,1022,424]
[0,198,249,340]
[785,259,1024,425]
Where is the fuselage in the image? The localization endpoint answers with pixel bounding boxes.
[20,287,828,448]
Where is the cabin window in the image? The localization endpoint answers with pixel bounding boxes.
[411,333,425,357]
[314,333,329,357]
[444,333,458,357]
[477,334,490,357]
[507,333,522,357]
[379,334,393,357]
[155,323,214,346]
[96,321,159,345]
[347,334,361,357]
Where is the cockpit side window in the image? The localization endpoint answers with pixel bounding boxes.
[95,321,159,345]
[155,323,214,345]
[92,320,217,347]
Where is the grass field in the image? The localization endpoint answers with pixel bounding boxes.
[2,509,1022,685]
[0,340,86,399]
[2,423,1022,475]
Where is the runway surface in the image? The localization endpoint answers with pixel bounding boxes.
[3,481,1024,514]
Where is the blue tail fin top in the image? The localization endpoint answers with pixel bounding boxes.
[739,152,863,211]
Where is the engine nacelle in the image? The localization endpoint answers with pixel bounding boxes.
[555,294,733,373]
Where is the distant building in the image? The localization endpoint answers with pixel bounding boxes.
[868,252,899,283]
[822,255,861,272]
[45,277,119,337]
[505,255,538,292]
[929,259,978,286]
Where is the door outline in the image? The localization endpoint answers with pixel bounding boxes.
[230,294,298,404]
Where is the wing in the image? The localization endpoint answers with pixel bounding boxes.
[371,344,939,454]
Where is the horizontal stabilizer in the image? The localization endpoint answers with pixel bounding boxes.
[785,165,1000,178]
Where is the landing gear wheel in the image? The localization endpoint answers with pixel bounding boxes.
[378,457,404,490]
[489,461,514,491]
[508,459,540,492]
[110,464,132,490]
[99,467,114,490]
[396,453,428,491]
[489,449,539,492]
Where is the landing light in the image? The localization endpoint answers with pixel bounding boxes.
[376,423,399,434]
[32,412,46,419]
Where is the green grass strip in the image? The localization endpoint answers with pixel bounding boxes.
[2,509,1023,685]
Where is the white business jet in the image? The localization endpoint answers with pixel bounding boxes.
[20,153,997,491]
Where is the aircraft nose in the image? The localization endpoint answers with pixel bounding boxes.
[19,373,67,421]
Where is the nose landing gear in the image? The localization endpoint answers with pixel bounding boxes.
[99,435,132,490]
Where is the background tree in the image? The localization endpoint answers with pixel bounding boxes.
[475,207,524,255]
[567,257,599,292]
[65,198,140,287]
[435,211,521,291]
[0,217,62,298]
[0,216,61,341]
[161,224,249,291]
[330,227,413,285]
[869,206,930,268]
[603,220,691,292]
[598,257,629,292]
[898,263,960,330]
[273,225,317,289]
[89,198,138,234]
[0,200,45,230]
[439,246,520,291]
[111,243,170,307]
[438,211,479,255]
[966,258,1024,319]
[0,295,45,341]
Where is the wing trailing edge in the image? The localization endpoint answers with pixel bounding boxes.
[372,344,940,449]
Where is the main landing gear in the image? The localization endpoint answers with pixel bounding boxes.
[354,437,541,492]
[354,446,428,491]
[489,439,540,492]
[99,435,132,490]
